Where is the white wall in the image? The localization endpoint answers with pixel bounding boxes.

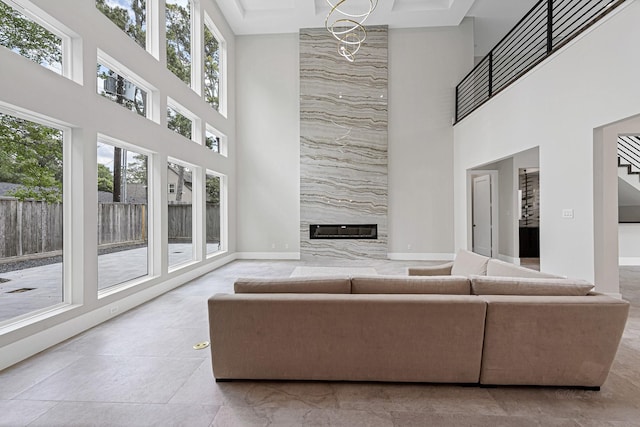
[453,1,640,291]
[235,25,473,260]
[386,22,474,260]
[235,34,300,257]
[619,224,640,265]
[0,0,236,369]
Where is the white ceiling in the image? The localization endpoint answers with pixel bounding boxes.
[214,0,538,57]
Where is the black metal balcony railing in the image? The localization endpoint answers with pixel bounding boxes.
[618,136,640,174]
[455,0,626,123]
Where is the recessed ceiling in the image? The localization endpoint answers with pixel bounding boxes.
[215,0,538,57]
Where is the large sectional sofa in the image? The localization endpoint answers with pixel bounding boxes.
[207,252,629,389]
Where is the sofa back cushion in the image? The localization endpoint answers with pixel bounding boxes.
[234,277,351,294]
[470,275,594,296]
[351,276,470,294]
[486,259,563,279]
[451,249,490,276]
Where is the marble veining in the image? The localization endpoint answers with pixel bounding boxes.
[300,27,388,260]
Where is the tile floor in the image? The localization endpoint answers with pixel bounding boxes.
[1,260,639,426]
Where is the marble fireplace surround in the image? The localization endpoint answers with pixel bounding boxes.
[299,26,388,260]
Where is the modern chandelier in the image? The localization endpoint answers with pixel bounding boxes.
[325,0,378,62]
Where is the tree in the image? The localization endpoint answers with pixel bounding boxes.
[166,1,191,85]
[0,1,62,71]
[0,113,63,203]
[126,154,148,184]
[95,0,146,48]
[97,164,114,193]
[206,176,220,206]
[204,25,219,110]
[167,108,192,139]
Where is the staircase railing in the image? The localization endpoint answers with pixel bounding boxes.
[618,136,640,174]
[455,0,627,123]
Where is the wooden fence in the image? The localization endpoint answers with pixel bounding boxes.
[0,199,220,258]
[0,199,63,258]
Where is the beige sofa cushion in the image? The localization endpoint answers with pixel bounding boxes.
[470,275,594,296]
[234,277,351,294]
[209,294,487,383]
[486,259,563,278]
[351,275,470,294]
[451,249,490,276]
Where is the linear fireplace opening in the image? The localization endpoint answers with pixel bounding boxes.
[310,224,377,240]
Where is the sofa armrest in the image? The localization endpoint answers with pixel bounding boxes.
[407,262,454,276]
[479,294,630,387]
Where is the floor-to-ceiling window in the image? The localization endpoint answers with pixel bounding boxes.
[0,0,232,367]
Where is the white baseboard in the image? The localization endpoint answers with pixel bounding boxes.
[619,257,640,266]
[0,254,237,371]
[387,253,455,261]
[236,252,301,260]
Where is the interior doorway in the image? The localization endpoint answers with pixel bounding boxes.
[472,174,493,257]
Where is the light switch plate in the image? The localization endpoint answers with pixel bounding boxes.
[562,209,574,219]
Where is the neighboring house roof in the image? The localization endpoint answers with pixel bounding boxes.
[0,182,25,197]
[98,190,113,203]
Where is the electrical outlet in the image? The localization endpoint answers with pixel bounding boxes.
[271,243,276,249]
[407,244,412,250]
[285,243,289,249]
[109,306,119,315]
[562,209,574,219]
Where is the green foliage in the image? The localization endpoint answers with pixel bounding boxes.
[205,135,219,152]
[206,175,220,206]
[204,25,220,110]
[96,0,146,49]
[0,1,62,72]
[0,113,63,203]
[126,153,148,184]
[167,107,192,140]
[97,163,114,193]
[166,1,191,85]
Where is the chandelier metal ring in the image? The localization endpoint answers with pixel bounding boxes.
[325,0,377,62]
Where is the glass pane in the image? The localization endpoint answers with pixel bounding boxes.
[97,143,149,290]
[166,0,191,86]
[204,24,220,111]
[167,106,192,140]
[167,161,193,268]
[97,63,147,117]
[206,172,220,255]
[0,1,62,74]
[96,0,146,49]
[0,112,63,322]
[205,129,219,153]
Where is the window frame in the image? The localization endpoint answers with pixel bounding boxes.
[0,101,73,327]
[1,0,81,83]
[203,11,226,117]
[96,133,155,298]
[167,157,199,271]
[205,123,227,157]
[205,169,226,257]
[97,49,158,122]
[166,97,200,144]
[165,0,195,90]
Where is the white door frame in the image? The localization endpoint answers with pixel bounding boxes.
[466,170,499,258]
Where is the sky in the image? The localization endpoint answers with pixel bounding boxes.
[97,143,145,173]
